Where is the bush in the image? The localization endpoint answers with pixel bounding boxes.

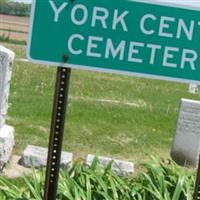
[0,157,195,200]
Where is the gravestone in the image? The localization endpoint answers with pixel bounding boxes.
[86,154,134,176]
[188,84,198,94]
[171,98,200,167]
[21,145,73,169]
[0,45,15,170]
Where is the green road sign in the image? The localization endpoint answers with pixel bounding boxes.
[28,0,200,83]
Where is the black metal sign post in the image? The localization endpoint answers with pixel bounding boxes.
[44,66,71,200]
[194,156,200,200]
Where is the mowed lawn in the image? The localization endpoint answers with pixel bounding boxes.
[3,43,200,165]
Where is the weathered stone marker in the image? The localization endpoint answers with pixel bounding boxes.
[86,154,134,176]
[0,45,15,170]
[171,98,200,167]
[188,84,198,94]
[21,145,73,169]
[0,46,15,126]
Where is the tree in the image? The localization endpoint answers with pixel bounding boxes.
[0,0,31,16]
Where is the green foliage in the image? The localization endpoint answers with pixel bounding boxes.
[0,158,195,200]
[136,157,195,200]
[0,0,30,16]
[0,33,9,42]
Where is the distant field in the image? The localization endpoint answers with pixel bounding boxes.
[0,14,29,43]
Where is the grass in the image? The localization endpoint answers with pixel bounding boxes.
[2,42,200,165]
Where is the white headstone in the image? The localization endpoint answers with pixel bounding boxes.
[0,45,15,127]
[0,46,15,171]
[21,145,73,169]
[171,98,200,167]
[85,154,134,176]
[0,125,15,170]
[188,84,198,94]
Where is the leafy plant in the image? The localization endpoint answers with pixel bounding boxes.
[0,157,195,200]
[136,157,195,200]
